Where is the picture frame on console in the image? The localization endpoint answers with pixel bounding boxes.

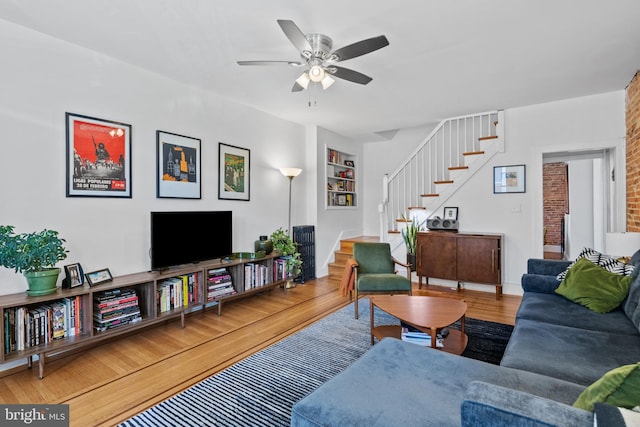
[65,112,132,198]
[85,268,113,287]
[63,263,84,288]
[493,164,526,194]
[218,142,250,201]
[156,130,201,199]
[444,207,458,220]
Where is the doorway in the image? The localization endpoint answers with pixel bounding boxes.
[542,148,617,260]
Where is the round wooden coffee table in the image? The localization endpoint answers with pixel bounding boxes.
[369,295,468,355]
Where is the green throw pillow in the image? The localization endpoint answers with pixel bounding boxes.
[555,257,633,313]
[574,363,640,411]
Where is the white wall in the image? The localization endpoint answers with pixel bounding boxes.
[362,91,626,295]
[0,20,307,295]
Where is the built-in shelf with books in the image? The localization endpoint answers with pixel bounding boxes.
[0,252,291,378]
[326,146,357,209]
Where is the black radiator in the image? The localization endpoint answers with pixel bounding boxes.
[293,225,315,283]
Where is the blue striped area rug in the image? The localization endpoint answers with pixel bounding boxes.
[120,299,512,427]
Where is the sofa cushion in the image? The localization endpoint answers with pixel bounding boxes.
[623,275,640,331]
[557,247,635,281]
[515,292,639,336]
[555,257,633,313]
[290,338,585,427]
[594,403,640,426]
[461,381,593,427]
[500,319,640,386]
[574,363,640,412]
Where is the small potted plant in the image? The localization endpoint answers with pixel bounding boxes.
[0,225,68,296]
[270,227,302,288]
[401,214,424,271]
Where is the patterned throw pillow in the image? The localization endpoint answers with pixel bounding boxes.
[557,248,635,281]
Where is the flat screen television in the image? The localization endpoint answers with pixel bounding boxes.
[150,211,232,271]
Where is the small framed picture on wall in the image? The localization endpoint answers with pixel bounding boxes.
[156,130,201,199]
[218,143,250,201]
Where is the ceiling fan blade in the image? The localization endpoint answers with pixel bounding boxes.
[277,19,313,57]
[330,35,389,62]
[291,81,305,92]
[237,60,304,66]
[329,66,373,85]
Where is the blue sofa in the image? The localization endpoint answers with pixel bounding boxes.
[290,252,640,426]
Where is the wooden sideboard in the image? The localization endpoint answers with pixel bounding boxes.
[416,231,503,299]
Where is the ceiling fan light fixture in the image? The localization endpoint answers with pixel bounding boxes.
[308,65,325,82]
[321,75,335,90]
[295,72,310,89]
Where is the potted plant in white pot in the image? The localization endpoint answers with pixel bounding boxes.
[0,225,68,296]
[270,227,302,288]
[401,214,424,271]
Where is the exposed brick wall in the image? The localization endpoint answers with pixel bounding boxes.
[543,162,568,245]
[627,71,640,231]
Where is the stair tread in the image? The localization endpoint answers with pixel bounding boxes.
[478,135,498,141]
[421,193,439,197]
[463,151,485,156]
[448,166,469,171]
[434,180,454,184]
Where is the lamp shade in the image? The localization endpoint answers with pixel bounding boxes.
[280,168,302,178]
[308,65,325,82]
[295,72,310,89]
[321,75,335,90]
[604,232,640,257]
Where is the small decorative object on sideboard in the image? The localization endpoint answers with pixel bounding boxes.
[254,235,274,255]
[401,214,424,271]
[63,263,84,288]
[85,268,113,287]
[0,225,68,296]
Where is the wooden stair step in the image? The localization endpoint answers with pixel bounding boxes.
[478,135,498,141]
[421,193,439,198]
[448,165,469,171]
[434,180,454,185]
[463,151,485,156]
[327,236,379,284]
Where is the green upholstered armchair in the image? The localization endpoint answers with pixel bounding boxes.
[352,242,412,319]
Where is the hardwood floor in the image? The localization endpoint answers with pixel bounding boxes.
[0,276,521,427]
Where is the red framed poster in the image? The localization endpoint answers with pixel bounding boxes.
[66,112,132,198]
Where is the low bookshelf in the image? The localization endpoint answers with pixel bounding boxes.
[0,252,291,378]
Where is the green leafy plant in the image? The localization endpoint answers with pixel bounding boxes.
[0,225,68,274]
[269,227,302,277]
[401,214,424,255]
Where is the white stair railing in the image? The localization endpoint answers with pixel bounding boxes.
[381,110,503,240]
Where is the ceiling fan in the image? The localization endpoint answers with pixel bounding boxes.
[237,19,389,92]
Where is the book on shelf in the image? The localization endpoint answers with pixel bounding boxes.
[208,267,228,275]
[94,288,136,303]
[94,314,142,332]
[207,284,236,300]
[51,302,66,340]
[93,288,141,331]
[208,274,232,284]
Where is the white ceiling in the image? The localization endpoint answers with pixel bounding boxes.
[1,0,639,141]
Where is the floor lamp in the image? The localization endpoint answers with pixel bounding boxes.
[280,168,303,235]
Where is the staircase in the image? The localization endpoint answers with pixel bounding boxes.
[383,110,505,236]
[327,236,379,285]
